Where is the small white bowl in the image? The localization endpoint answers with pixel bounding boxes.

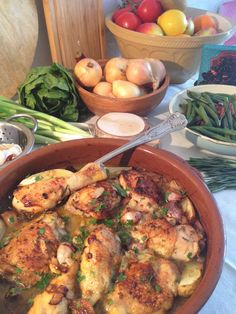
[169,84,236,156]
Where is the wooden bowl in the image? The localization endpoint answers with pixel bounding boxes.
[105,7,235,84]
[75,60,170,116]
[0,138,224,314]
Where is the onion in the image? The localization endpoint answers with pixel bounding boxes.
[93,81,114,97]
[147,58,166,89]
[74,58,102,87]
[112,80,141,98]
[126,58,166,90]
[104,57,128,83]
[126,59,153,86]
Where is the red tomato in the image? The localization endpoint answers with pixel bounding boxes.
[136,0,163,23]
[115,12,141,30]
[112,5,132,22]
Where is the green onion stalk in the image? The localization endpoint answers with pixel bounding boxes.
[0,96,92,145]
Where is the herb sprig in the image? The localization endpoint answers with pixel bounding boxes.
[188,157,236,192]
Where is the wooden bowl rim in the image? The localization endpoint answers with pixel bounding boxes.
[76,74,170,102]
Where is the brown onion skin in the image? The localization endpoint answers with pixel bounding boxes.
[104,57,128,83]
[74,58,102,87]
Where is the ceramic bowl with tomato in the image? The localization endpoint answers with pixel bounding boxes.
[106,6,235,83]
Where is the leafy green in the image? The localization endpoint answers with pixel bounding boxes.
[18,63,84,122]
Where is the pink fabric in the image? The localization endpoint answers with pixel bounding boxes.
[219,1,236,45]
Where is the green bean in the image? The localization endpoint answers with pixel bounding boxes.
[187,90,201,100]
[198,101,220,127]
[222,115,229,129]
[189,126,236,143]
[201,93,218,113]
[233,100,236,116]
[223,97,234,129]
[186,99,193,120]
[203,126,236,136]
[187,104,197,125]
[198,105,212,125]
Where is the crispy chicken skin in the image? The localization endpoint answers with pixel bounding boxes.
[69,299,95,314]
[12,177,69,216]
[13,162,107,215]
[80,225,121,305]
[65,180,121,219]
[131,218,200,262]
[28,261,79,314]
[0,212,66,287]
[119,169,162,213]
[104,261,175,314]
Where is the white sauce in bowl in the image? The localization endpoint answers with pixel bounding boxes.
[96,112,146,138]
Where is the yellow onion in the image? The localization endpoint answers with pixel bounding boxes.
[112,80,141,98]
[104,57,128,83]
[126,58,166,90]
[74,58,102,87]
[147,58,166,89]
[93,82,114,97]
[126,59,153,86]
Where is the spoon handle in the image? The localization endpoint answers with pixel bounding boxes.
[95,112,187,165]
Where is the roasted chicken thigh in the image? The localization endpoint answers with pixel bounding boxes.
[80,225,121,305]
[0,212,66,287]
[13,163,107,216]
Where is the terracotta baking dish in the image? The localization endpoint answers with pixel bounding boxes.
[0,138,224,314]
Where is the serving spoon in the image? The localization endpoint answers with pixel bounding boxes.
[95,112,187,165]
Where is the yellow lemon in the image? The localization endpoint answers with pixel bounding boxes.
[157,9,188,36]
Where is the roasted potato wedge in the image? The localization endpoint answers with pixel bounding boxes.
[180,197,196,222]
[178,261,204,297]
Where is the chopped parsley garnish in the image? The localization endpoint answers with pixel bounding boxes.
[164,192,171,202]
[15,267,22,274]
[187,252,192,259]
[9,216,15,224]
[152,211,158,219]
[117,272,127,282]
[0,236,11,248]
[118,230,131,247]
[27,298,34,305]
[159,207,169,217]
[90,199,97,206]
[133,247,139,254]
[107,298,114,305]
[61,215,70,224]
[62,233,72,243]
[77,271,86,282]
[35,273,55,290]
[102,191,110,197]
[38,227,45,235]
[35,175,44,182]
[155,284,162,293]
[113,183,127,198]
[89,218,98,225]
[105,168,110,176]
[76,302,81,309]
[125,219,134,228]
[141,235,147,242]
[95,203,105,212]
[73,226,89,251]
[103,219,114,228]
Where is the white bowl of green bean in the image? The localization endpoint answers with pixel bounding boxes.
[169,84,236,156]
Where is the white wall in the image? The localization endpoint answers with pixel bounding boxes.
[32,0,225,67]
